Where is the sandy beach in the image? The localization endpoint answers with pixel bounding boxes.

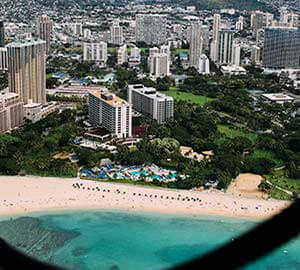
[227,173,268,199]
[0,176,291,219]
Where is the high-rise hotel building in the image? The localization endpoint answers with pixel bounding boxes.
[263,27,300,69]
[128,84,174,124]
[88,89,132,138]
[0,92,24,133]
[7,39,46,105]
[37,15,52,54]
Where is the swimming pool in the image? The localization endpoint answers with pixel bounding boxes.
[130,170,148,176]
[151,175,162,180]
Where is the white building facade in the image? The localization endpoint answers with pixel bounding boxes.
[128,84,174,124]
[88,89,132,138]
[83,42,108,65]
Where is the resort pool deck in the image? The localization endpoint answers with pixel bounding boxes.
[81,164,178,182]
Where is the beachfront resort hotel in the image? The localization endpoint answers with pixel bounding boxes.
[88,88,132,138]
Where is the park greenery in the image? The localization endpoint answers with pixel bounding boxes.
[0,110,80,177]
[109,67,300,195]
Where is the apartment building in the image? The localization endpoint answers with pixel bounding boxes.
[117,44,127,65]
[83,42,108,65]
[110,21,123,45]
[149,53,170,78]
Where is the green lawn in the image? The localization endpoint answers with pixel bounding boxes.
[269,188,292,200]
[66,47,83,54]
[217,124,258,142]
[46,73,54,79]
[250,150,283,167]
[108,47,116,53]
[161,88,214,106]
[172,49,189,56]
[108,47,147,54]
[267,170,300,195]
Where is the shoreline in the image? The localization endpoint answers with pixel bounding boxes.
[0,176,291,220]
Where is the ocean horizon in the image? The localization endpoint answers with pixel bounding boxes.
[0,209,299,270]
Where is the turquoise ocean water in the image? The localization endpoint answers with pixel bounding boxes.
[0,209,300,270]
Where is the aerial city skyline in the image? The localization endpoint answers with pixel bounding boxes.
[0,0,299,269]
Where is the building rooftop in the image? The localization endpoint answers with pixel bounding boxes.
[0,92,19,101]
[129,84,173,101]
[221,65,247,74]
[70,77,89,84]
[261,93,294,102]
[23,102,41,108]
[52,72,69,79]
[6,38,46,47]
[89,89,130,107]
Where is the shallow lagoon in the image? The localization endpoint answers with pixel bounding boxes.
[0,210,299,270]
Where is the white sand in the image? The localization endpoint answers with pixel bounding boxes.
[0,176,291,219]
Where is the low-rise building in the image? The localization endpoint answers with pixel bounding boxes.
[0,93,24,133]
[261,93,294,104]
[23,101,58,123]
[198,54,210,74]
[220,65,247,75]
[170,74,190,85]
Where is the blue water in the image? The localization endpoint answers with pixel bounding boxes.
[1,210,300,270]
[151,175,162,180]
[130,170,148,176]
